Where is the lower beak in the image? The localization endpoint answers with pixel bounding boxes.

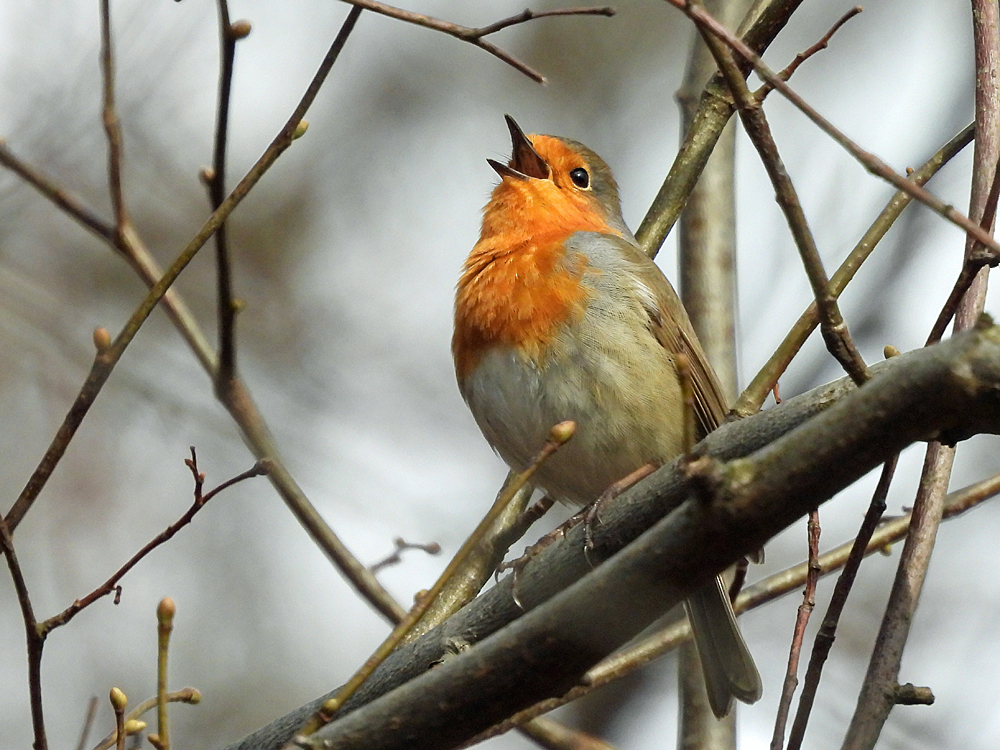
[487,115,549,181]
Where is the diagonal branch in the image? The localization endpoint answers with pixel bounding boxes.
[664,0,1000,258]
[694,8,868,384]
[4,7,359,535]
[338,1,615,83]
[219,327,1000,750]
[1,6,405,626]
[470,468,1000,746]
[734,124,975,416]
[38,452,268,637]
[637,0,810,257]
[0,516,47,750]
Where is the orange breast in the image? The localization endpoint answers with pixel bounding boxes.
[453,176,617,381]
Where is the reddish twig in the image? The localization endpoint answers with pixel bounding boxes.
[694,9,869,385]
[664,0,1000,258]
[770,509,820,750]
[0,515,47,750]
[209,1,247,386]
[786,455,897,749]
[926,156,1000,344]
[339,1,615,83]
[761,6,862,96]
[38,450,268,636]
[369,537,442,574]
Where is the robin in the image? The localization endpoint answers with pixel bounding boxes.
[452,115,761,717]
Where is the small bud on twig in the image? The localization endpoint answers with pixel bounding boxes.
[231,20,252,39]
[109,687,127,711]
[93,327,112,353]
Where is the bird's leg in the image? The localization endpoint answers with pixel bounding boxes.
[518,493,556,530]
[580,462,659,551]
[496,494,559,583]
[498,462,658,605]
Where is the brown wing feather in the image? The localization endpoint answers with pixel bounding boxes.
[620,244,729,436]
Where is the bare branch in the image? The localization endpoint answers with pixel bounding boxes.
[302,324,1000,750]
[763,6,862,94]
[786,456,898,750]
[734,123,975,417]
[4,7,361,538]
[338,1,615,83]
[695,9,869,384]
[99,0,129,239]
[38,452,268,636]
[471,469,1000,745]
[664,0,1000,258]
[0,516,47,750]
[209,0,244,385]
[770,509,820,750]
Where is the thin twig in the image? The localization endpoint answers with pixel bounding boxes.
[770,509,820,750]
[0,515,47,750]
[695,8,868,384]
[99,0,128,240]
[92,688,201,750]
[734,123,975,417]
[0,144,115,241]
[74,697,99,750]
[338,1,614,83]
[785,455,897,750]
[664,0,1000,257]
[0,142,217,375]
[843,444,953,749]
[636,0,815,258]
[0,6,397,630]
[369,538,442,574]
[38,452,268,636]
[926,157,1000,344]
[762,6,862,95]
[210,0,241,385]
[842,4,998,743]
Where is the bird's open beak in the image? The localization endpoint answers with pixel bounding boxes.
[488,114,549,181]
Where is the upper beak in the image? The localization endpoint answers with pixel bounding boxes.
[487,114,549,181]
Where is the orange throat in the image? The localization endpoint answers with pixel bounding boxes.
[453,177,616,380]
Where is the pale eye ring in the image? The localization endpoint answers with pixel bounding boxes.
[569,167,590,189]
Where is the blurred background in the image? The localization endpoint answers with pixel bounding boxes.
[1,0,998,748]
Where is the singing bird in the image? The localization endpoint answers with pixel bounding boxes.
[452,116,761,716]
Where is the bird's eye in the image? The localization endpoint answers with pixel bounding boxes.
[569,167,590,189]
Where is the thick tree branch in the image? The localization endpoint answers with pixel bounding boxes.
[296,323,1000,750]
[221,325,1000,750]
